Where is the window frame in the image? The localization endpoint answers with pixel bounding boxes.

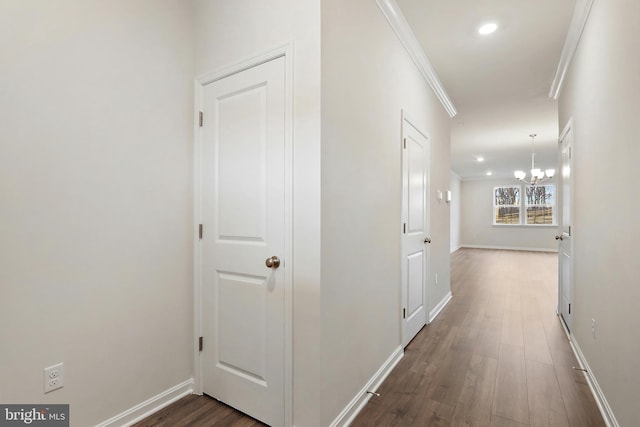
[493,184,557,226]
[524,185,556,226]
[493,186,522,225]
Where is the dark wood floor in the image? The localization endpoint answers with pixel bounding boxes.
[352,249,604,427]
[134,249,605,427]
[132,393,265,427]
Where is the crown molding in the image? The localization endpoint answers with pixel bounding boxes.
[549,0,596,99]
[376,0,458,117]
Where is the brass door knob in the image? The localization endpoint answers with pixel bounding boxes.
[265,256,281,269]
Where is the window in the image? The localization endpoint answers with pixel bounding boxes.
[494,186,520,224]
[525,185,555,225]
[493,185,556,225]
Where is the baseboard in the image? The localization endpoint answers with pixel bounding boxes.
[568,337,620,427]
[450,245,461,254]
[461,244,558,253]
[429,291,452,323]
[96,379,194,427]
[330,346,404,427]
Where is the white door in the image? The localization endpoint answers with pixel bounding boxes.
[200,56,286,426]
[558,122,573,332]
[401,117,430,347]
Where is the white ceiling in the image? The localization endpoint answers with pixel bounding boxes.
[395,0,576,179]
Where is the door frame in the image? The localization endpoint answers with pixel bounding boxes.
[193,42,293,426]
[557,118,574,331]
[400,110,431,347]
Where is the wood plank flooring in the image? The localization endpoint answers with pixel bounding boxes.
[352,249,604,427]
[134,249,604,427]
[132,394,265,427]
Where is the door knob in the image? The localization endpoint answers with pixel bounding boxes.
[424,237,431,244]
[265,256,280,269]
[555,235,564,241]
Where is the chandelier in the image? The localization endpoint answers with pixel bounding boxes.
[514,133,555,185]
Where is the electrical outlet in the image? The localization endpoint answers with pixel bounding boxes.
[591,318,596,339]
[44,363,64,393]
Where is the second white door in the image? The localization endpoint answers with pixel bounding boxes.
[558,121,573,332]
[401,116,430,347]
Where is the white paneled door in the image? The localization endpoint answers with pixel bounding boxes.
[558,122,573,332]
[401,116,430,347]
[201,56,286,426]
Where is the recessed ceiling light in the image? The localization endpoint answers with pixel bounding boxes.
[476,156,485,162]
[486,171,493,176]
[478,22,498,35]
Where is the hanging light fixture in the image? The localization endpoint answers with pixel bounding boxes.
[514,133,555,185]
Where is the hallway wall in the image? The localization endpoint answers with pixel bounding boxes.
[0,2,195,425]
[321,0,452,423]
[558,0,640,425]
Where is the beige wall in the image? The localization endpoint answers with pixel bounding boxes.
[460,178,558,251]
[558,0,640,425]
[192,0,322,424]
[0,1,195,425]
[321,0,451,423]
